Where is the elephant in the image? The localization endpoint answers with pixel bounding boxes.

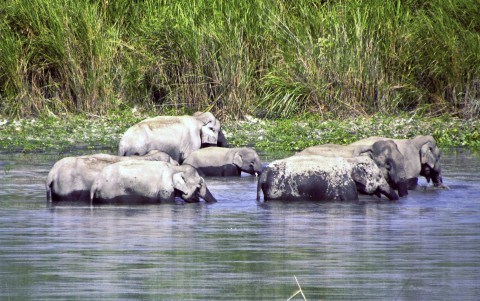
[296,140,409,197]
[46,150,178,203]
[257,155,399,202]
[118,112,227,163]
[350,135,445,189]
[90,160,217,205]
[182,147,263,177]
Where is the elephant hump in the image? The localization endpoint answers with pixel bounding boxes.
[350,136,385,146]
[84,154,123,165]
[297,144,355,157]
[138,116,189,131]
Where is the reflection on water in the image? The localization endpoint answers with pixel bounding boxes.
[0,149,480,300]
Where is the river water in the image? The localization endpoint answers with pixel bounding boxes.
[0,148,479,300]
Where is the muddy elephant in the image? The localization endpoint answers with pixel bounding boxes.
[350,135,444,189]
[257,155,399,202]
[296,140,409,197]
[118,112,227,163]
[46,150,178,202]
[183,147,263,177]
[90,161,217,205]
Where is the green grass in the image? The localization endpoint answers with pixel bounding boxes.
[1,0,479,119]
[1,110,478,154]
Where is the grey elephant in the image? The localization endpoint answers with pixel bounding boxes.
[118,112,227,163]
[182,147,263,177]
[90,161,217,205]
[257,155,399,202]
[296,140,409,197]
[350,135,444,189]
[46,150,178,202]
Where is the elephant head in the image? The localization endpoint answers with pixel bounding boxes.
[232,148,263,176]
[194,112,222,146]
[412,135,443,186]
[349,157,399,200]
[355,140,409,197]
[173,165,217,203]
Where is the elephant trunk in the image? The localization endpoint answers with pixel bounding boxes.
[253,162,263,176]
[391,158,409,197]
[217,129,228,147]
[256,172,267,202]
[431,160,443,186]
[431,170,443,187]
[396,180,409,197]
[256,181,261,202]
[378,186,400,201]
[201,186,217,203]
[390,170,408,197]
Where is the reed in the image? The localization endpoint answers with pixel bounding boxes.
[0,0,479,118]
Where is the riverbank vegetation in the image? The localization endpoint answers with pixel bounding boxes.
[1,0,479,119]
[1,109,478,154]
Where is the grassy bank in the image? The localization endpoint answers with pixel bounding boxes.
[1,109,478,154]
[1,0,479,119]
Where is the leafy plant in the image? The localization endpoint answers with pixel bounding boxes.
[1,0,479,118]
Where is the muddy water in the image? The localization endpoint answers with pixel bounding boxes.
[0,149,479,300]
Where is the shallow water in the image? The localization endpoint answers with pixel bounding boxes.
[0,148,479,300]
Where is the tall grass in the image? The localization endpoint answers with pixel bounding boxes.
[1,0,121,116]
[0,0,479,118]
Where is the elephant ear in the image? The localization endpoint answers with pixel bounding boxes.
[200,124,218,145]
[413,136,437,168]
[354,145,379,163]
[196,112,221,145]
[354,145,373,157]
[233,152,243,167]
[173,172,188,193]
[350,158,380,194]
[350,160,369,186]
[356,141,396,170]
[420,143,436,169]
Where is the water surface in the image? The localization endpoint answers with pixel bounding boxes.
[1,148,479,300]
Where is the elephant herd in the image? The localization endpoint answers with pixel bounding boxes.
[46,112,445,205]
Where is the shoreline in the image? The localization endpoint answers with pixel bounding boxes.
[1,112,479,154]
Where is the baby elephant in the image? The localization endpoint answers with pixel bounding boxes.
[257,155,399,202]
[90,161,217,205]
[46,150,178,202]
[183,147,263,177]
